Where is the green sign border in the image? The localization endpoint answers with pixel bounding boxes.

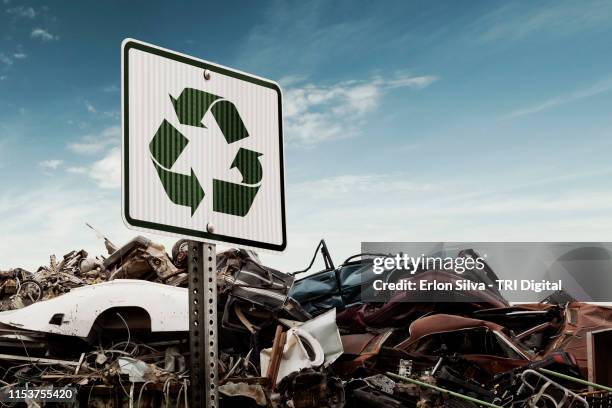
[122,39,287,251]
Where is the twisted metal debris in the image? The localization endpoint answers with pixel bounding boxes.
[0,236,611,407]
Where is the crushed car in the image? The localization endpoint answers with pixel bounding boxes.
[0,235,611,407]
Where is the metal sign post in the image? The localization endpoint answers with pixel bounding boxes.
[188,242,218,408]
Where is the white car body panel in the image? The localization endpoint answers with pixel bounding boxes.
[0,280,188,337]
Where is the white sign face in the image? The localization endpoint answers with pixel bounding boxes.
[122,39,286,251]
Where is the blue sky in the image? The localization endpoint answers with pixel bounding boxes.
[1,0,612,271]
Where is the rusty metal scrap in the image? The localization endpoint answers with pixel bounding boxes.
[264,325,285,386]
[1,239,612,407]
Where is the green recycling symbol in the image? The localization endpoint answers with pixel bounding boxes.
[148,88,263,217]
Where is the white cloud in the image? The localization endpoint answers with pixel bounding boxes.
[0,53,12,66]
[504,77,612,119]
[101,110,120,119]
[0,185,176,271]
[38,159,63,170]
[384,75,438,89]
[3,166,612,274]
[65,127,121,189]
[261,172,612,272]
[0,75,6,81]
[102,84,119,93]
[473,1,612,43]
[84,100,97,113]
[283,73,437,146]
[6,5,36,18]
[0,47,26,66]
[292,174,435,200]
[31,28,57,42]
[88,147,121,189]
[237,1,386,76]
[66,166,87,174]
[67,126,120,154]
[278,74,308,87]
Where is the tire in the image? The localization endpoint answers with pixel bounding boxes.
[171,239,192,268]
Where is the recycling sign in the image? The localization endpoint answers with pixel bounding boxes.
[150,88,263,216]
[122,39,286,251]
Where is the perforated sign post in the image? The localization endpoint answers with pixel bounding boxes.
[121,39,286,408]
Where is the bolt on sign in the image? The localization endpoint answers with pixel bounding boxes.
[121,39,286,251]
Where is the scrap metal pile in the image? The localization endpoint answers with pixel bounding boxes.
[1,236,612,407]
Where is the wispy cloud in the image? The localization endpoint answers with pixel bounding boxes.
[292,174,435,200]
[102,84,119,93]
[0,53,12,66]
[67,126,120,154]
[278,74,309,87]
[66,126,121,188]
[31,28,57,42]
[39,159,63,170]
[284,73,437,146]
[84,100,97,113]
[266,169,612,271]
[504,77,612,119]
[472,1,612,43]
[66,166,87,174]
[88,147,121,189]
[0,184,173,271]
[61,150,120,189]
[0,47,27,67]
[289,172,612,217]
[6,5,36,19]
